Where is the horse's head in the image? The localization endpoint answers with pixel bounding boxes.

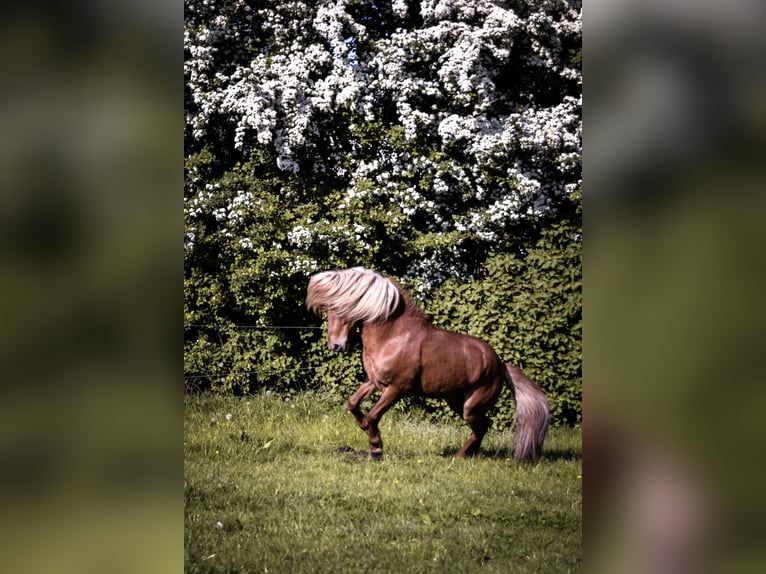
[325,308,357,352]
[307,267,403,352]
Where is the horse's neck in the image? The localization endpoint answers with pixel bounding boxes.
[392,286,429,319]
[362,304,428,340]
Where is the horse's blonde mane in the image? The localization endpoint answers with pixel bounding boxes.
[306,267,401,323]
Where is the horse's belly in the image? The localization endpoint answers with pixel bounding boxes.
[419,372,476,396]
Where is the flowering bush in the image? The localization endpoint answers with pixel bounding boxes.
[186,0,580,280]
[184,0,581,422]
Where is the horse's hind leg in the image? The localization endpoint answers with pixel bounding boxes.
[456,412,491,457]
[455,384,501,457]
[447,395,480,456]
[445,395,489,457]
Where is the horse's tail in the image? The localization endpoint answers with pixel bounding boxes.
[503,363,549,463]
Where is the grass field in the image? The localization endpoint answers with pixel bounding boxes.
[184,391,581,573]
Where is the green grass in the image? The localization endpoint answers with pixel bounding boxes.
[184,391,581,573]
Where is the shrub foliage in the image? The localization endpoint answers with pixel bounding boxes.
[184,0,582,426]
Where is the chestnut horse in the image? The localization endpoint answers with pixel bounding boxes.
[307,267,549,462]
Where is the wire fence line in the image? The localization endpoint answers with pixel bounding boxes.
[184,366,322,380]
[184,324,326,382]
[185,324,322,330]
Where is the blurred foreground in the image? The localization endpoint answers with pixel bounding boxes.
[0,2,181,573]
[588,1,766,572]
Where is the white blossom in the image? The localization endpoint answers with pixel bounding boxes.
[185,0,581,284]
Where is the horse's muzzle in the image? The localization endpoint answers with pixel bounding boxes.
[329,341,347,352]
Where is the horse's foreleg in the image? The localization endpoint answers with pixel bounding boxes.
[363,386,402,459]
[347,380,376,431]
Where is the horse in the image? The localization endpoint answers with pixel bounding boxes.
[306,266,549,462]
